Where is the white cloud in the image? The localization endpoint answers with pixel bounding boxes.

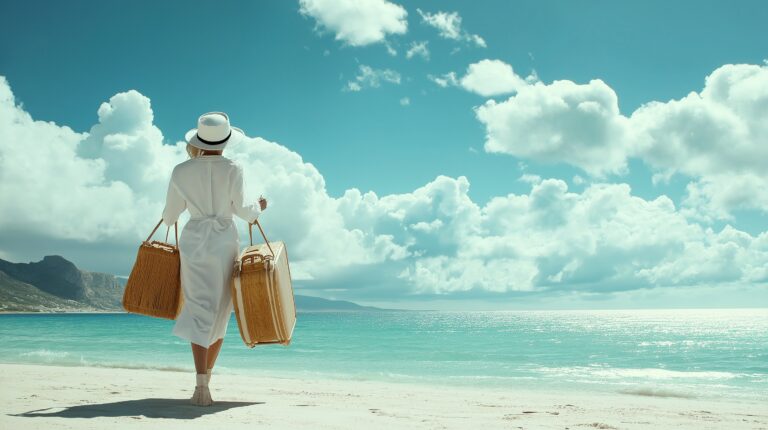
[345,65,401,92]
[636,226,768,285]
[428,72,458,88]
[1,75,766,302]
[399,97,410,106]
[338,174,768,294]
[472,62,768,218]
[0,77,406,284]
[405,41,430,60]
[680,174,768,223]
[384,42,397,56]
[459,59,531,97]
[429,59,536,96]
[299,0,407,47]
[399,256,539,294]
[417,8,461,39]
[475,78,631,176]
[0,78,182,242]
[222,135,410,280]
[468,34,487,48]
[519,174,542,185]
[78,90,185,191]
[417,8,486,47]
[629,64,768,217]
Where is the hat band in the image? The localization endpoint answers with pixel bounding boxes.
[196,130,231,145]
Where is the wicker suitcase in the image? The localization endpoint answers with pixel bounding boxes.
[122,219,184,319]
[231,220,296,347]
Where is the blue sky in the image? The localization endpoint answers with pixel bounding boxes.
[0,0,766,309]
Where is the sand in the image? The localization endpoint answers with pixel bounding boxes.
[1,363,766,429]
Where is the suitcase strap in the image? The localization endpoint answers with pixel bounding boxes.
[147,219,178,247]
[248,219,275,257]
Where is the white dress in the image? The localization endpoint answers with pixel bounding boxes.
[161,154,261,348]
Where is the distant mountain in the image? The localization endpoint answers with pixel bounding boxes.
[0,255,124,312]
[0,255,389,313]
[0,270,92,312]
[294,294,387,312]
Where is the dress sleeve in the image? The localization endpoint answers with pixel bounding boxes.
[162,169,186,227]
[231,165,261,223]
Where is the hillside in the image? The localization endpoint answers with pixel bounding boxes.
[294,294,386,312]
[0,270,96,312]
[0,256,388,313]
[0,256,123,312]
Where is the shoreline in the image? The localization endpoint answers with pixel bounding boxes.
[2,307,767,315]
[2,362,766,429]
[0,310,129,314]
[2,358,762,402]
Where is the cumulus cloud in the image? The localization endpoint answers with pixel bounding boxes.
[417,8,486,47]
[344,65,401,92]
[680,174,768,222]
[77,90,186,192]
[0,77,406,284]
[405,41,430,60]
[429,59,536,96]
[1,75,766,304]
[459,59,532,97]
[299,0,407,47]
[630,64,768,218]
[475,78,631,176]
[472,62,768,218]
[0,78,181,243]
[636,225,768,285]
[222,134,410,280]
[338,175,768,295]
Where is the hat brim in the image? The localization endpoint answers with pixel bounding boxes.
[185,126,245,150]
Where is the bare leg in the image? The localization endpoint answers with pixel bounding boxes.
[207,338,224,371]
[191,342,208,374]
[190,341,214,406]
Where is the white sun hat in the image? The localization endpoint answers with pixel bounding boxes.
[185,111,245,150]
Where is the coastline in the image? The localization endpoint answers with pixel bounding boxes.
[0,310,128,314]
[2,362,765,430]
[3,307,767,314]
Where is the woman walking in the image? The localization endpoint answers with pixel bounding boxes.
[161,112,267,406]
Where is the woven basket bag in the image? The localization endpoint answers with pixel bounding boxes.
[122,219,183,319]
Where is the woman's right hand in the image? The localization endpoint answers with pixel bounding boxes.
[259,196,268,211]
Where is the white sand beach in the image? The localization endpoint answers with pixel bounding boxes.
[1,363,765,430]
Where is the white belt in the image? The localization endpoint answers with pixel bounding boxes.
[189,215,233,221]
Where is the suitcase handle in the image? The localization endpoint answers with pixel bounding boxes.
[146,219,179,247]
[248,219,275,257]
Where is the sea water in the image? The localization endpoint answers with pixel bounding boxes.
[1,309,766,401]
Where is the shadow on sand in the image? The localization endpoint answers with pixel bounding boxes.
[11,397,263,419]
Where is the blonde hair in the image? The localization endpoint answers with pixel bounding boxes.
[186,143,203,159]
[186,144,224,159]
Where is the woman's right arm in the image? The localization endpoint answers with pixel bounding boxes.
[162,168,186,227]
[231,165,262,224]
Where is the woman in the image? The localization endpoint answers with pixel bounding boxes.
[161,112,267,406]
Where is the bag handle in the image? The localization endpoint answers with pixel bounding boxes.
[248,219,275,258]
[146,219,179,246]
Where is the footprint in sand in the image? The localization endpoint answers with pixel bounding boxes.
[575,423,618,429]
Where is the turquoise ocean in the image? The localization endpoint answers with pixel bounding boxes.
[1,309,766,401]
